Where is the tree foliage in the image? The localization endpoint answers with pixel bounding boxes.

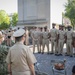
[64,0,75,28]
[0,10,10,29]
[11,13,18,26]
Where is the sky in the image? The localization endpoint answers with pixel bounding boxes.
[51,0,67,24]
[0,0,67,24]
[0,0,17,14]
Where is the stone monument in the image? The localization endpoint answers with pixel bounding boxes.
[17,0,50,29]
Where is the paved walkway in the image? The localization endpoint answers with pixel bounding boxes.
[29,44,75,75]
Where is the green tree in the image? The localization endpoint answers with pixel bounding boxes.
[0,10,10,29]
[64,0,75,28]
[11,13,18,26]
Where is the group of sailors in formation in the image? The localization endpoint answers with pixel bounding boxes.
[0,23,75,57]
[30,23,75,57]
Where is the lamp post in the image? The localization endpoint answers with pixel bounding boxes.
[62,12,64,26]
[10,13,13,28]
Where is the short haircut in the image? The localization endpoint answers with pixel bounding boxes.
[15,35,23,42]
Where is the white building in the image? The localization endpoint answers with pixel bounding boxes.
[17,0,50,29]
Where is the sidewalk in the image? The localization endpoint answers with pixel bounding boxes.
[29,44,75,75]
